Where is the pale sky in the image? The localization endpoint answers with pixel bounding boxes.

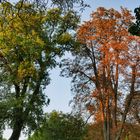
[3,0,140,140]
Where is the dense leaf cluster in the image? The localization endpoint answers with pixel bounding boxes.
[129,6,140,35]
[28,111,87,140]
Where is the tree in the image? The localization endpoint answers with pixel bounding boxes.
[50,0,89,11]
[0,1,79,140]
[0,0,88,11]
[61,7,139,140]
[28,111,87,140]
[83,122,140,140]
[126,91,140,124]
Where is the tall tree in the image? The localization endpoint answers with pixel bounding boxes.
[61,7,139,140]
[0,1,79,140]
[28,111,87,140]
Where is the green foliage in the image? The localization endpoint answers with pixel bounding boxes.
[51,0,89,11]
[28,111,87,140]
[129,6,140,35]
[0,0,79,138]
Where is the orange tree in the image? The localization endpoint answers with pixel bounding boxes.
[61,7,140,140]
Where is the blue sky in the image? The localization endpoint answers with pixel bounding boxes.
[3,0,140,140]
[82,0,140,21]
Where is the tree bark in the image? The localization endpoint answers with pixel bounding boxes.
[113,61,118,129]
[101,101,108,140]
[115,66,136,140]
[9,84,24,140]
[106,95,110,140]
[9,119,23,140]
[103,120,107,140]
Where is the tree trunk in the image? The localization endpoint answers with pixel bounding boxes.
[115,66,136,140]
[9,84,24,140]
[9,120,23,140]
[113,52,119,137]
[114,96,117,127]
[106,121,110,140]
[103,119,110,140]
[112,93,117,139]
[106,95,110,140]
[101,102,109,140]
[103,120,107,140]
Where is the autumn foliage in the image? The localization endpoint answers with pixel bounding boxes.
[0,1,140,139]
[61,7,140,140]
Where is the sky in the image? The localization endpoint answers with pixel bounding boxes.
[3,0,140,140]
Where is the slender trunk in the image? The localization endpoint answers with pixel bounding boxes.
[115,66,136,140]
[113,56,119,131]
[112,92,117,140]
[106,121,110,140]
[114,95,117,127]
[103,120,107,140]
[112,95,117,139]
[115,92,134,140]
[106,95,110,140]
[9,84,23,140]
[101,101,107,140]
[113,72,118,129]
[103,115,110,140]
[9,120,23,140]
[112,51,119,133]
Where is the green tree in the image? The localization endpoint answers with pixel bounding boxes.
[28,111,87,140]
[129,6,140,36]
[0,1,79,140]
